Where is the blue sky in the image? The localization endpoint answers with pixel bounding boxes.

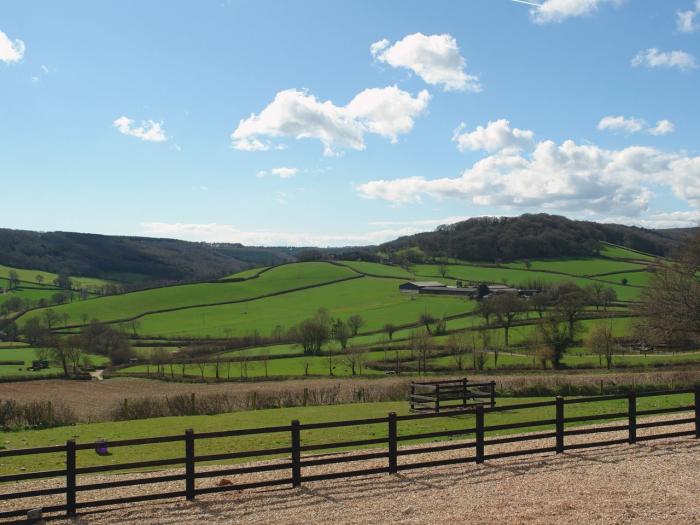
[1,0,699,246]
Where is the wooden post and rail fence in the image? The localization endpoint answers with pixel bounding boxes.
[0,387,697,522]
[410,378,496,413]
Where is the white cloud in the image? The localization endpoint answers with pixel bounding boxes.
[530,0,624,24]
[648,119,675,136]
[453,119,534,153]
[231,86,429,156]
[370,33,481,92]
[597,115,675,136]
[0,29,25,63]
[358,135,700,216]
[597,115,647,134]
[345,86,430,143]
[140,221,433,247]
[631,48,697,71]
[677,1,700,33]
[113,116,167,143]
[602,210,700,229]
[256,167,299,178]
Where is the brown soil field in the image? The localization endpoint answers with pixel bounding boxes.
[1,370,698,421]
[0,370,700,421]
[1,414,698,524]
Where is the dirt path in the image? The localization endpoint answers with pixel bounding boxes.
[1,415,697,524]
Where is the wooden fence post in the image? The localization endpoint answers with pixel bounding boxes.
[490,381,496,408]
[190,393,196,415]
[628,392,637,445]
[409,383,414,412]
[66,439,76,517]
[388,412,397,474]
[291,420,301,488]
[435,384,440,413]
[555,396,564,454]
[694,385,699,439]
[185,429,195,501]
[475,403,485,464]
[462,378,468,408]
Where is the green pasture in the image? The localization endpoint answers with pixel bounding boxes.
[0,347,109,378]
[0,393,691,475]
[336,261,413,278]
[18,263,357,328]
[222,267,269,279]
[503,257,644,276]
[599,243,657,261]
[596,271,652,288]
[0,264,112,289]
[133,277,475,338]
[411,263,639,300]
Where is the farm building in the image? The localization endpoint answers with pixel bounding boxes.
[398,281,536,299]
[399,281,478,297]
[398,281,447,293]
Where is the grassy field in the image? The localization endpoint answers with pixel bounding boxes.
[336,261,413,278]
[0,347,109,378]
[13,249,649,341]
[596,271,651,287]
[503,257,644,276]
[0,264,112,289]
[0,393,691,475]
[17,263,358,328]
[411,263,640,300]
[599,243,657,261]
[133,277,475,338]
[222,267,270,279]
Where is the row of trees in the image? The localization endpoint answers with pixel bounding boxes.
[21,319,134,376]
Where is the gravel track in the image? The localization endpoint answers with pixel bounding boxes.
[1,413,697,524]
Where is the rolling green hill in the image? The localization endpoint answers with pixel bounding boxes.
[15,248,654,341]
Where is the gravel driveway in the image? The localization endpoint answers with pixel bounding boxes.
[1,414,698,524]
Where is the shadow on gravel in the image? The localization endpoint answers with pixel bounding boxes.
[66,438,699,524]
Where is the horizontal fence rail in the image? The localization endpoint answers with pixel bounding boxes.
[0,387,697,522]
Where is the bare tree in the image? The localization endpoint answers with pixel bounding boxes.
[7,270,20,291]
[383,323,396,341]
[487,294,527,350]
[347,315,365,337]
[410,329,433,375]
[418,313,435,335]
[552,283,590,339]
[585,323,616,369]
[633,234,700,350]
[447,332,471,370]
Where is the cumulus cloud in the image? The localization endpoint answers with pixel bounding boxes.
[345,86,431,143]
[677,1,700,33]
[113,116,167,143]
[370,33,481,92]
[256,167,299,178]
[140,222,435,247]
[530,0,624,24]
[358,135,700,217]
[0,29,25,63]
[452,119,534,153]
[231,86,429,156]
[597,116,675,136]
[648,119,675,136]
[631,48,697,71]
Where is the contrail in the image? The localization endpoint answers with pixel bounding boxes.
[511,0,542,7]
